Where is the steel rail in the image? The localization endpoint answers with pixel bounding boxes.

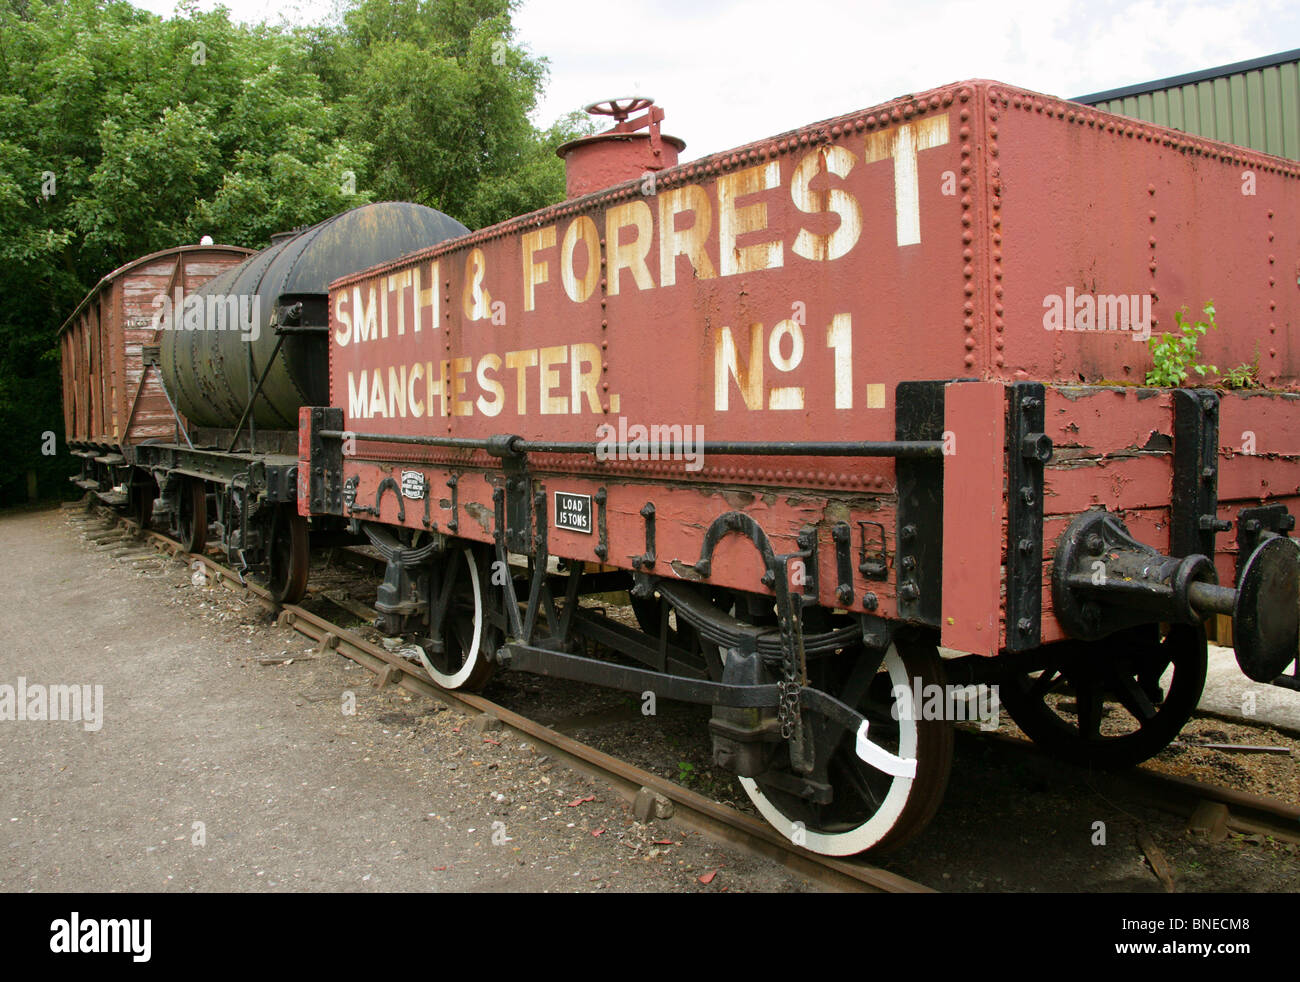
[80,501,933,893]
[74,499,1300,868]
[963,728,1300,846]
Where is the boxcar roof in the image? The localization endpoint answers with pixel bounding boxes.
[57,242,253,338]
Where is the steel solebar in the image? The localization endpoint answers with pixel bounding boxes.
[318,429,946,459]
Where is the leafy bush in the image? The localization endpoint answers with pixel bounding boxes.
[1144,301,1261,390]
[0,0,590,505]
[1145,302,1219,387]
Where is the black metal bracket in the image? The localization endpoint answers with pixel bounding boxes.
[365,524,442,636]
[709,639,780,779]
[694,511,777,584]
[553,558,585,645]
[894,381,946,625]
[532,487,547,554]
[1053,509,1217,639]
[632,502,656,570]
[445,474,460,533]
[375,475,405,524]
[857,520,888,581]
[594,487,608,562]
[492,484,526,640]
[1235,504,1295,585]
[832,521,854,607]
[521,487,554,643]
[1005,382,1051,652]
[484,434,532,553]
[860,614,891,650]
[307,407,344,515]
[503,460,532,554]
[768,552,812,771]
[263,461,297,505]
[795,528,818,605]
[630,570,656,600]
[1172,388,1230,558]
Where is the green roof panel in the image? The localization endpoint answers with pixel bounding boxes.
[1075,49,1300,161]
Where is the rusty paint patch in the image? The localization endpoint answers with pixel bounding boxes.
[464,501,493,533]
[669,559,704,580]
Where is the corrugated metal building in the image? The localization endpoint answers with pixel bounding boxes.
[1074,48,1300,161]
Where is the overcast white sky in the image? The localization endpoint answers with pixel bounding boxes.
[134,0,1300,159]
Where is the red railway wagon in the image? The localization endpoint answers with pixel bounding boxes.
[298,82,1300,854]
[59,243,253,514]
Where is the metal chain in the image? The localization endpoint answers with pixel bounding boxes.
[777,678,800,739]
[772,557,804,741]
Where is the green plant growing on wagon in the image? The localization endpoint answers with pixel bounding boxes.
[1146,302,1218,387]
[1219,345,1262,390]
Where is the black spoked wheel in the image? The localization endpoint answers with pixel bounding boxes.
[740,637,954,856]
[177,478,207,554]
[998,622,1208,769]
[127,470,156,529]
[419,543,500,692]
[266,505,310,604]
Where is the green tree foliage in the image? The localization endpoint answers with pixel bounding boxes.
[332,0,580,227]
[0,0,586,506]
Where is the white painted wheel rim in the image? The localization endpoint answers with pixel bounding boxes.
[418,547,483,690]
[739,643,918,856]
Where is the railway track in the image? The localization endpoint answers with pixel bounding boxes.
[65,499,930,894]
[294,540,1300,851]
[959,727,1300,848]
[66,497,1300,885]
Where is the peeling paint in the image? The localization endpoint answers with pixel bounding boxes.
[464,501,493,533]
[669,559,703,580]
[722,490,756,509]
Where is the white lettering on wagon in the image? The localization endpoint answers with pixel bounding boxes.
[332,115,951,418]
[864,115,950,247]
[334,261,441,345]
[334,116,953,346]
[715,312,862,412]
[344,343,603,421]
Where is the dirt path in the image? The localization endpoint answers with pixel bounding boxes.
[6,504,1298,894]
[0,507,810,893]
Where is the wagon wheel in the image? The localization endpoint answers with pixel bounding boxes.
[419,543,499,692]
[266,505,310,604]
[740,637,953,856]
[176,478,207,554]
[998,622,1207,769]
[127,470,156,529]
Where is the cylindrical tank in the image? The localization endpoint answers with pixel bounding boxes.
[556,98,684,200]
[162,202,468,429]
